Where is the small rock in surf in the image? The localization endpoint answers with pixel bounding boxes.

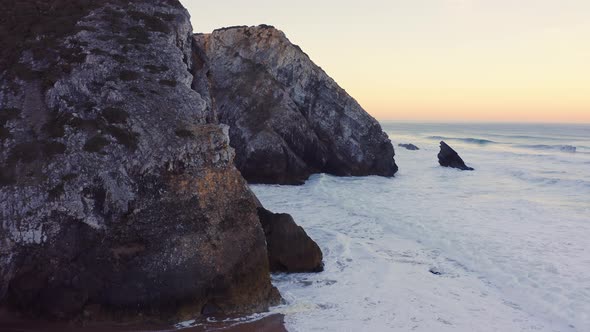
[398,143,420,151]
[438,141,474,171]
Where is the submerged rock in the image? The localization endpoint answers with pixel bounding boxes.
[193,25,397,185]
[438,141,474,171]
[257,207,324,273]
[398,143,420,151]
[0,0,278,322]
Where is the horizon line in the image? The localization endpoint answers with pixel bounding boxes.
[375,119,590,125]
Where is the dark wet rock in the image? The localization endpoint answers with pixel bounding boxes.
[193,26,397,185]
[398,143,419,151]
[438,141,474,171]
[257,207,324,273]
[0,0,279,322]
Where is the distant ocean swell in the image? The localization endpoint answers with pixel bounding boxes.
[427,136,497,144]
[510,170,590,189]
[425,136,582,153]
[516,144,577,153]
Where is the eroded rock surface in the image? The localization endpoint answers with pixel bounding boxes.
[193,25,398,184]
[438,141,474,171]
[0,0,278,322]
[257,207,323,273]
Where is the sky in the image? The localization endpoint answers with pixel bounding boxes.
[179,0,590,123]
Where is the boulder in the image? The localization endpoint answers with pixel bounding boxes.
[193,25,398,184]
[398,143,419,151]
[0,0,279,322]
[438,141,474,171]
[257,208,324,273]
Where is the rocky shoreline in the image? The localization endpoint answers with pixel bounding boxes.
[0,0,396,327]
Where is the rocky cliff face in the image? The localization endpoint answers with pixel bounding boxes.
[193,26,398,184]
[0,0,278,321]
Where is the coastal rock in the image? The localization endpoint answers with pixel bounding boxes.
[257,208,323,273]
[398,143,419,151]
[0,0,278,322]
[438,141,474,170]
[193,25,398,184]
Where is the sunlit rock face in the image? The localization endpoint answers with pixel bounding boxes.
[193,25,398,185]
[0,0,278,322]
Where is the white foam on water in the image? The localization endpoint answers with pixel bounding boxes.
[252,123,590,332]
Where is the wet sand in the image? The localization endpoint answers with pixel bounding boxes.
[0,310,287,332]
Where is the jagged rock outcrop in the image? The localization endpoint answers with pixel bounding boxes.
[257,208,323,273]
[438,141,474,171]
[0,0,279,322]
[193,25,398,184]
[398,143,419,151]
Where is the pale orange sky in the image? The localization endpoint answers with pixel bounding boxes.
[180,0,590,123]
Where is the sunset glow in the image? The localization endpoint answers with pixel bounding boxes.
[180,0,590,123]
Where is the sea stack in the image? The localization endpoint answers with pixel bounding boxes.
[0,0,279,322]
[438,141,474,170]
[193,25,398,185]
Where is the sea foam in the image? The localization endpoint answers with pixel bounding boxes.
[253,123,590,332]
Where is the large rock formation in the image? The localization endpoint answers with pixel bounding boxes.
[0,0,278,322]
[257,208,323,273]
[193,25,398,184]
[438,141,474,171]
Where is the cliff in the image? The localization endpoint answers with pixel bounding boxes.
[0,0,278,321]
[193,25,398,184]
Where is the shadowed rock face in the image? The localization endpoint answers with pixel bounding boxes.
[438,141,474,171]
[0,0,278,322]
[193,25,398,184]
[257,208,323,273]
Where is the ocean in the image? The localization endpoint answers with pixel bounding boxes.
[251,122,590,332]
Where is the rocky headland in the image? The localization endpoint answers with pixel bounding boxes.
[193,25,397,184]
[0,0,395,326]
[0,0,279,322]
